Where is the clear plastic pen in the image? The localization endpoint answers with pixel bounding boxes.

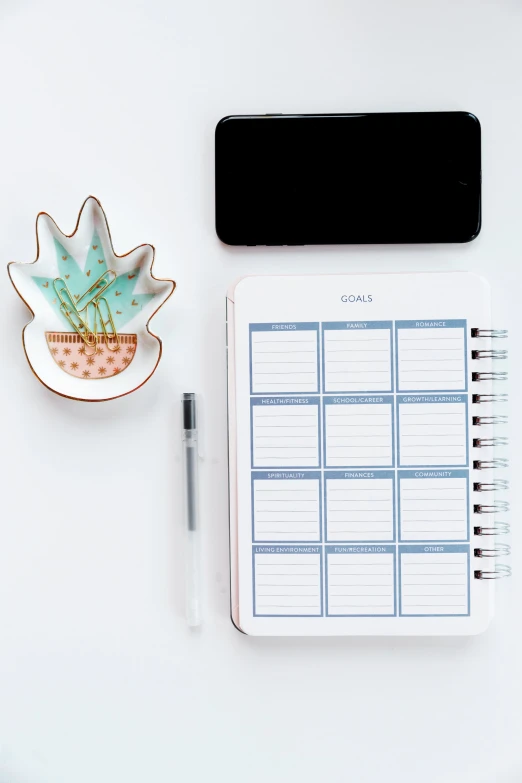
[182,393,201,626]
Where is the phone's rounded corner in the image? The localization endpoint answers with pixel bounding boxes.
[462,111,481,131]
[215,222,240,246]
[215,115,235,134]
[461,219,482,243]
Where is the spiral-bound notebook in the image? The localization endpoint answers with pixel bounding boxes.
[227,272,509,636]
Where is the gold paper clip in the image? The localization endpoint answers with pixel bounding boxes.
[94,297,120,351]
[53,278,96,347]
[53,272,120,355]
[82,301,100,356]
[75,270,116,311]
[53,276,76,310]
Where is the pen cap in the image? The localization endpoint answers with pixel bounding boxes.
[183,392,197,430]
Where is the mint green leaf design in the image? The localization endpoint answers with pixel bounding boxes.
[32,235,156,332]
[54,239,85,297]
[84,232,107,278]
[103,268,154,330]
[32,276,62,308]
[32,274,75,329]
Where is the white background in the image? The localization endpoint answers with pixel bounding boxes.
[0,0,519,781]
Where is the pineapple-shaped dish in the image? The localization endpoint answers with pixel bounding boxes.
[8,196,175,401]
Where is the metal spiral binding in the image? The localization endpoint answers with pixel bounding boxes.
[472,394,508,404]
[472,327,510,580]
[473,437,508,448]
[471,371,508,382]
[475,564,512,579]
[474,523,511,536]
[473,479,509,491]
[473,458,509,470]
[471,349,508,360]
[474,544,511,558]
[471,329,508,338]
[474,501,509,514]
[472,415,508,425]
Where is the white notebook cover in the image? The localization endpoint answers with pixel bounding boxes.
[227,272,496,636]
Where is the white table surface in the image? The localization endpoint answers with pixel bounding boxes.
[0,0,520,781]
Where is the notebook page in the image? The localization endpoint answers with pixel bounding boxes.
[250,323,319,393]
[253,546,322,616]
[251,397,320,468]
[324,397,394,467]
[325,471,395,542]
[399,545,470,616]
[323,321,392,392]
[229,273,494,636]
[398,470,469,542]
[252,472,321,542]
[326,546,396,616]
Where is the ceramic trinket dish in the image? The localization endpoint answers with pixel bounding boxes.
[8,196,175,401]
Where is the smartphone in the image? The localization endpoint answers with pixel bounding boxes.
[215,112,481,246]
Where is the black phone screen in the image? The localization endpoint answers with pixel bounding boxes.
[215,112,481,246]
